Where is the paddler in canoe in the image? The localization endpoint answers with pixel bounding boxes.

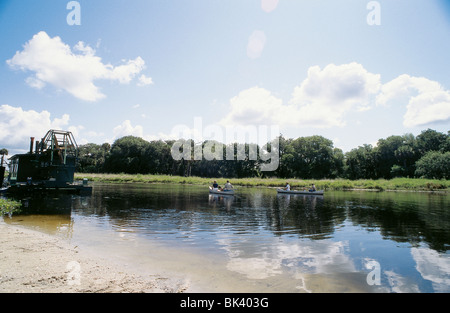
[223,180,234,191]
[210,180,235,195]
[277,182,323,195]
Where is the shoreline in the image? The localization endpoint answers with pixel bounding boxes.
[75,173,450,193]
[0,220,192,293]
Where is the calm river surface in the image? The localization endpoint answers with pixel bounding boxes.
[3,183,450,293]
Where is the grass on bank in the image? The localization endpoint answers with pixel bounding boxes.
[75,173,450,192]
[0,199,22,216]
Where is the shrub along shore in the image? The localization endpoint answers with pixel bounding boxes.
[75,173,450,192]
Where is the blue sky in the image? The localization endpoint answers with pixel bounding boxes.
[1,0,449,155]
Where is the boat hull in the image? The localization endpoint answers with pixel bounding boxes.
[209,188,235,196]
[277,189,324,195]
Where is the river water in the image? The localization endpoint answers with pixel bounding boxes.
[3,183,450,293]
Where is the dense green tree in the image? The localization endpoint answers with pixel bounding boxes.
[373,135,405,179]
[392,134,419,177]
[76,128,448,181]
[144,140,174,175]
[274,135,295,178]
[103,136,151,174]
[415,151,450,179]
[77,143,110,173]
[416,129,448,154]
[289,136,340,179]
[345,144,377,179]
[344,130,449,179]
[331,147,345,178]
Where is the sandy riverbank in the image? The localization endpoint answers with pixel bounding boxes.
[0,221,192,293]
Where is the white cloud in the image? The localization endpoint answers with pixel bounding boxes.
[112,120,144,140]
[110,120,188,144]
[221,63,381,128]
[376,74,440,106]
[108,57,146,84]
[376,74,450,128]
[85,130,105,138]
[220,86,293,126]
[138,74,154,86]
[74,129,107,146]
[261,0,280,13]
[0,104,105,150]
[226,255,282,280]
[221,63,450,130]
[383,270,420,293]
[73,41,96,56]
[25,76,45,89]
[6,31,151,102]
[404,90,450,128]
[217,233,362,291]
[290,63,381,127]
[0,104,70,149]
[411,247,450,292]
[247,30,267,59]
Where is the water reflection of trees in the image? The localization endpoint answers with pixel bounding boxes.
[72,184,236,233]
[257,190,449,252]
[267,194,346,240]
[21,184,447,253]
[344,193,450,252]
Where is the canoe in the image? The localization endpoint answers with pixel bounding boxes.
[209,187,235,195]
[277,189,324,196]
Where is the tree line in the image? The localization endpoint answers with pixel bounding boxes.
[76,129,450,180]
